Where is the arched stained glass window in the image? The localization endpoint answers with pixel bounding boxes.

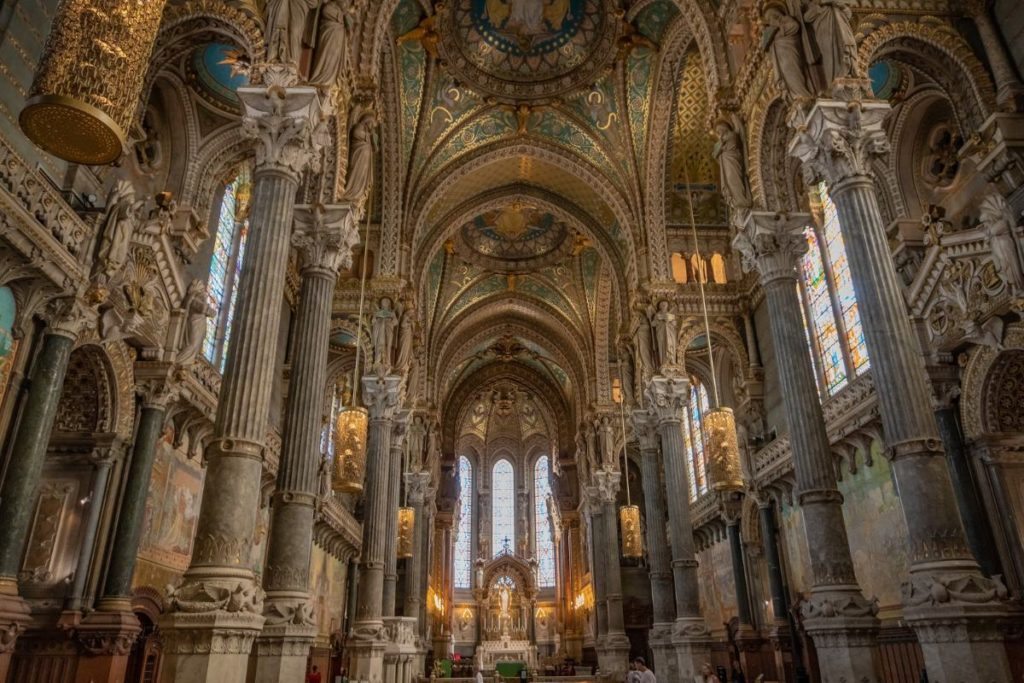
[683,377,711,502]
[203,164,252,370]
[534,456,555,587]
[820,185,869,373]
[455,456,473,589]
[492,459,515,557]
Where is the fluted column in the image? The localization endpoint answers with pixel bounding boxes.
[632,411,675,679]
[593,470,629,678]
[403,472,431,633]
[791,97,1011,681]
[159,84,322,683]
[349,374,401,683]
[0,298,91,682]
[254,204,357,683]
[586,497,608,642]
[965,0,1024,110]
[645,375,711,680]
[383,410,410,617]
[734,211,880,681]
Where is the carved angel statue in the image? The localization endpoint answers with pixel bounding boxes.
[342,104,378,203]
[308,0,352,87]
[265,0,318,65]
[713,113,753,211]
[650,300,679,369]
[370,297,399,372]
[177,279,214,366]
[762,1,814,99]
[395,304,416,372]
[96,180,144,281]
[804,0,859,85]
[978,193,1024,293]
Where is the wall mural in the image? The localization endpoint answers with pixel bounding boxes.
[462,204,569,262]
[309,544,348,637]
[696,540,738,632]
[779,500,812,596]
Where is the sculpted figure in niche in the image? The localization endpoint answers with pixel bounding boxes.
[979,194,1024,293]
[632,307,655,378]
[804,0,858,84]
[177,279,213,366]
[309,0,350,87]
[713,114,752,211]
[370,297,398,372]
[265,0,317,65]
[395,305,415,372]
[96,181,144,281]
[343,105,378,203]
[617,341,635,406]
[762,1,814,99]
[650,300,679,368]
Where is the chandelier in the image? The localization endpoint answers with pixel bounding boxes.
[616,378,643,559]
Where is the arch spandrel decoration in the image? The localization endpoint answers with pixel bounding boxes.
[961,323,1024,440]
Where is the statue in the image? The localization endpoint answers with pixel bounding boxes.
[395,307,415,372]
[177,279,213,366]
[308,0,350,87]
[979,194,1024,293]
[713,114,752,210]
[650,300,679,368]
[762,1,814,99]
[265,0,317,65]
[499,585,511,619]
[632,308,655,378]
[370,297,399,372]
[804,0,858,85]
[617,342,635,406]
[342,105,378,202]
[96,181,143,281]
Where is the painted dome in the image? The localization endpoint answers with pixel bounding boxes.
[459,204,573,270]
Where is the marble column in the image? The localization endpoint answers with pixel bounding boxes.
[383,411,410,618]
[158,83,322,683]
[645,375,711,679]
[254,204,357,683]
[791,97,1011,681]
[632,411,676,679]
[758,501,797,682]
[593,470,630,677]
[0,299,90,681]
[403,472,431,635]
[349,374,401,683]
[966,0,1024,111]
[76,369,176,683]
[734,211,880,681]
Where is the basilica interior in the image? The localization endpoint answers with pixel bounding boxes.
[1,0,1024,682]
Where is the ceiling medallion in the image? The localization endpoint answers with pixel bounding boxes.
[458,203,575,272]
[437,0,620,102]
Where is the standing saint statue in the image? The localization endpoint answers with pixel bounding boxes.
[632,308,655,378]
[650,300,679,368]
[762,1,814,99]
[343,105,378,202]
[395,307,415,372]
[308,0,350,87]
[804,0,859,85]
[979,194,1024,293]
[265,0,318,65]
[96,181,144,281]
[177,279,213,366]
[370,297,399,372]
[713,114,752,211]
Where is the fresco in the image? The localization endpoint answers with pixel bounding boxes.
[837,445,910,613]
[696,540,737,632]
[634,0,679,43]
[190,43,249,109]
[462,205,569,261]
[309,545,348,637]
[0,287,17,407]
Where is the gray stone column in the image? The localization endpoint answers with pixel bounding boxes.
[349,374,401,683]
[159,83,322,683]
[383,411,410,618]
[254,204,357,683]
[586,498,608,642]
[966,0,1024,110]
[593,470,630,678]
[633,411,675,679]
[791,97,1011,681]
[758,501,798,680]
[645,375,711,679]
[403,472,431,635]
[734,211,880,681]
[0,299,90,682]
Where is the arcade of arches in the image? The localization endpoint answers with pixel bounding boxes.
[2,1,1024,682]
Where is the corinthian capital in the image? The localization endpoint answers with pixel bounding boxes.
[631,409,660,452]
[361,374,402,420]
[405,471,432,504]
[733,211,812,285]
[644,375,690,426]
[592,469,621,504]
[788,98,891,186]
[239,85,323,180]
[43,296,96,341]
[292,203,359,274]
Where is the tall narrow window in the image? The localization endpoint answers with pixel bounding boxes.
[683,377,711,502]
[534,456,556,587]
[801,225,846,392]
[455,456,473,589]
[819,185,870,373]
[492,460,515,557]
[203,164,252,370]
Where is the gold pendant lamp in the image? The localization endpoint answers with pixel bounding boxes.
[397,408,415,559]
[616,377,643,558]
[20,0,168,165]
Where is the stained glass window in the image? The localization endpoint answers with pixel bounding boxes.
[801,224,847,393]
[492,459,515,557]
[455,456,473,589]
[684,378,710,502]
[534,456,556,587]
[203,164,252,370]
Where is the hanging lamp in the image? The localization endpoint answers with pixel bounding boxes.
[397,416,415,558]
[681,156,744,494]
[616,375,643,558]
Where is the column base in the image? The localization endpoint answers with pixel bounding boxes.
[0,583,31,682]
[158,610,265,683]
[801,586,880,683]
[734,625,763,680]
[252,622,317,683]
[672,618,712,682]
[383,617,419,683]
[350,620,390,683]
[649,623,676,682]
[597,632,630,679]
[73,601,143,683]
[767,622,795,683]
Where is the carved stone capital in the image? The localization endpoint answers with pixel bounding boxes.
[789,98,891,187]
[391,409,411,451]
[135,361,179,409]
[734,211,812,284]
[362,374,402,421]
[42,296,96,341]
[238,86,323,181]
[404,471,432,504]
[591,469,621,504]
[75,609,142,656]
[645,375,691,426]
[631,409,659,452]
[165,578,265,616]
[292,203,359,275]
[262,595,316,627]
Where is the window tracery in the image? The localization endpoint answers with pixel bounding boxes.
[533,455,555,587]
[455,455,474,588]
[684,376,711,502]
[492,459,515,557]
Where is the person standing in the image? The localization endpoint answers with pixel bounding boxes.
[634,658,656,683]
[476,669,485,683]
[306,664,323,683]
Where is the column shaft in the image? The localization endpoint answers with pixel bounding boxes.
[971,6,1024,109]
[66,459,112,611]
[601,500,626,636]
[382,426,405,617]
[758,505,789,625]
[635,418,674,625]
[726,522,753,627]
[589,508,608,639]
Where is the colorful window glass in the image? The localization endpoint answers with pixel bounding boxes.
[203,164,252,370]
[534,456,556,587]
[492,459,515,557]
[455,456,473,588]
[801,224,847,393]
[684,378,710,502]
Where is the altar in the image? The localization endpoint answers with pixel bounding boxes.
[473,554,539,672]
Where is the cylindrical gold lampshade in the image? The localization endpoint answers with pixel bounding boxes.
[397,507,415,558]
[705,407,744,493]
[619,505,643,558]
[332,406,368,494]
[20,0,168,165]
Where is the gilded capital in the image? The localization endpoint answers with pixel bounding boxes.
[733,211,812,285]
[788,98,891,187]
